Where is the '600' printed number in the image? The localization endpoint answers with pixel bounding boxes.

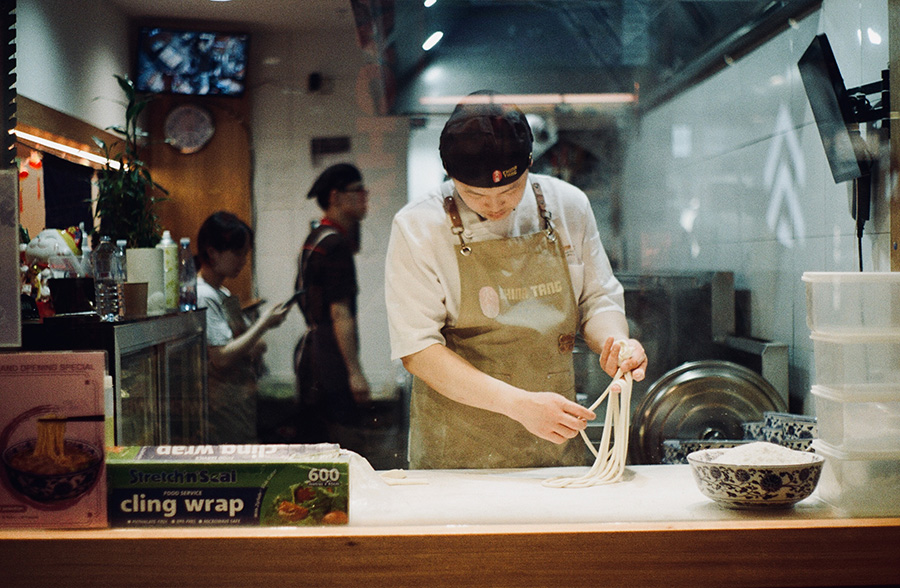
[308,467,342,485]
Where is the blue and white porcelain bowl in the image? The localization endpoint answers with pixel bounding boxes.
[687,447,824,509]
[741,420,766,441]
[782,415,818,440]
[762,426,784,444]
[661,439,750,464]
[780,437,815,452]
[764,412,819,439]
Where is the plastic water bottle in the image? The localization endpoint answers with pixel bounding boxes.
[115,239,128,281]
[80,237,93,278]
[92,236,124,321]
[178,237,197,311]
[157,230,179,310]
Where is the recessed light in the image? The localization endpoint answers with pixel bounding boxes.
[422,31,443,51]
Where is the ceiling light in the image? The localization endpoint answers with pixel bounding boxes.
[560,93,638,104]
[422,31,443,51]
[419,93,638,106]
[867,27,882,45]
[10,129,121,169]
[424,0,437,6]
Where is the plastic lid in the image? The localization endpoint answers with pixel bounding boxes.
[811,384,900,403]
[802,271,900,283]
[810,329,900,343]
[812,438,900,460]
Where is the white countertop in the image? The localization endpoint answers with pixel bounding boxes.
[4,456,897,588]
[347,458,836,527]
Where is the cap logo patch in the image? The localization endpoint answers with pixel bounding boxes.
[491,165,518,184]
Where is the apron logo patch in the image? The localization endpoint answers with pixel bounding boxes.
[478,286,500,318]
[497,281,563,302]
[480,281,565,317]
[558,334,575,354]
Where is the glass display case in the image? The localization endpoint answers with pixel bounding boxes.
[20,310,207,445]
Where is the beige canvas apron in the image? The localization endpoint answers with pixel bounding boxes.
[409,182,583,469]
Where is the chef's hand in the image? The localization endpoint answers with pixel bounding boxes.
[599,337,647,385]
[510,392,596,445]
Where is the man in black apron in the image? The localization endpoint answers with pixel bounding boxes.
[294,163,370,449]
[385,93,648,469]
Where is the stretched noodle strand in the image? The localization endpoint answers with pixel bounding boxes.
[543,342,634,488]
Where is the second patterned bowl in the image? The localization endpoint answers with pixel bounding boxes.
[687,446,824,509]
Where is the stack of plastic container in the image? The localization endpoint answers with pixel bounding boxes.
[803,271,900,516]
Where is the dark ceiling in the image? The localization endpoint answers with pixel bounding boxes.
[108,0,824,117]
[349,0,822,115]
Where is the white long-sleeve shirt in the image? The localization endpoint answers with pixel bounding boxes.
[385,172,625,361]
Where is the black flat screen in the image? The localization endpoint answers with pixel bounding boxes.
[797,34,866,184]
[135,27,249,97]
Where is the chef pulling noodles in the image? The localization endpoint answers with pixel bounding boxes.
[385,91,648,472]
[543,341,634,487]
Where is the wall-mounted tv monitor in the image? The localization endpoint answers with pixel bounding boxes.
[135,27,249,97]
[797,34,868,184]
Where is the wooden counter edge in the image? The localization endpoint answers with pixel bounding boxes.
[2,515,899,538]
[3,518,899,587]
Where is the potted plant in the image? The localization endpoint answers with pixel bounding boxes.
[93,75,170,314]
[93,74,168,248]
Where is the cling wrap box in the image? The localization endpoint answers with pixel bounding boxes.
[106,444,350,527]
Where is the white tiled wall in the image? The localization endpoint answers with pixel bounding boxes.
[250,29,410,397]
[620,0,890,412]
[15,0,894,413]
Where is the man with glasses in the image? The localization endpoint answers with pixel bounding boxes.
[293,163,371,449]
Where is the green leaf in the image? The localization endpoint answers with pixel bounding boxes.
[115,74,133,97]
[94,73,166,247]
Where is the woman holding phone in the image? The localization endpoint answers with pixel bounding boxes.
[196,211,292,443]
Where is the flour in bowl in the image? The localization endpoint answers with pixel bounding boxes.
[709,441,817,465]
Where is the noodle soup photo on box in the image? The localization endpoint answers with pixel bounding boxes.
[0,351,108,528]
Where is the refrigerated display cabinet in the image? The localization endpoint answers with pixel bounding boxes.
[20,310,207,445]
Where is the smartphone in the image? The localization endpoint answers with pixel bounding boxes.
[281,289,304,309]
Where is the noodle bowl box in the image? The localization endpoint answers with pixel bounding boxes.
[0,351,108,529]
[105,444,350,527]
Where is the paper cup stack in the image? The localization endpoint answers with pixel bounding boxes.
[803,272,900,516]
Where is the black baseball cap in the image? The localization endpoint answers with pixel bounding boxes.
[439,92,533,188]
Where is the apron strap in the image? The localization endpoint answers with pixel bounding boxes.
[443,195,472,256]
[444,181,558,256]
[531,182,557,241]
[295,225,340,319]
